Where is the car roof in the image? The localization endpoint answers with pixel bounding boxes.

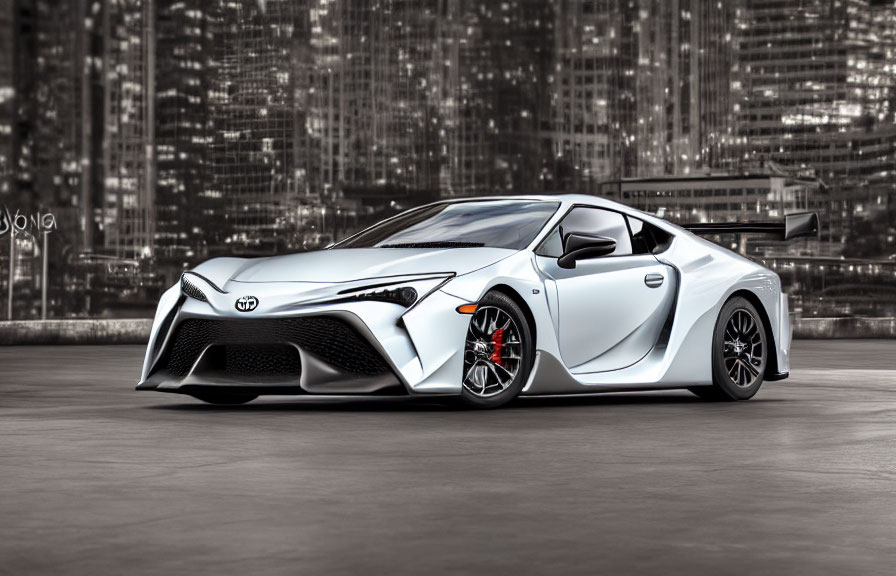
[433,194,683,238]
[436,194,633,212]
[333,193,684,252]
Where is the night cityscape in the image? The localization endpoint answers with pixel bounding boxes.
[6,3,896,574]
[1,0,895,319]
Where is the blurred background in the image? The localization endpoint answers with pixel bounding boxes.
[0,0,894,321]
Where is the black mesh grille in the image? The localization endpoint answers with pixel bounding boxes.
[161,317,391,378]
[195,344,302,377]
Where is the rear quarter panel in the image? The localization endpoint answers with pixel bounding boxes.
[653,232,785,386]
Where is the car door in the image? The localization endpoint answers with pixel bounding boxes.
[535,207,677,374]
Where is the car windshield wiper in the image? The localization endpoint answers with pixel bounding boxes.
[379,241,486,249]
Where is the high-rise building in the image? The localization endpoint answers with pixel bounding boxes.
[5,0,99,222]
[0,0,12,200]
[310,0,440,196]
[367,0,441,193]
[208,0,304,255]
[1,0,102,317]
[441,0,554,196]
[78,0,106,254]
[634,0,735,176]
[10,0,37,210]
[102,0,156,258]
[30,0,83,211]
[155,0,212,265]
[546,0,737,185]
[547,0,635,190]
[28,0,101,262]
[732,0,896,248]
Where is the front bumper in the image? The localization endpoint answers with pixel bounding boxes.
[139,279,472,396]
[138,314,406,395]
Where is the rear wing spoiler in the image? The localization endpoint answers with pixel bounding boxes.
[681,212,819,241]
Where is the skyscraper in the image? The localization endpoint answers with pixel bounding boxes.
[548,0,635,189]
[545,0,734,186]
[367,0,441,193]
[102,0,156,258]
[208,0,304,255]
[155,0,212,264]
[31,0,89,219]
[0,0,12,200]
[10,0,37,210]
[733,0,896,246]
[442,0,554,196]
[634,0,735,176]
[310,0,440,196]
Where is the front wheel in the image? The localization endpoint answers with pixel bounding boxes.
[460,292,535,409]
[695,296,768,401]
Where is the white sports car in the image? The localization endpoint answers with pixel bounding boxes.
[138,195,817,407]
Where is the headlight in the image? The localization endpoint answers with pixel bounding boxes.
[181,274,208,302]
[331,274,453,310]
[348,286,418,307]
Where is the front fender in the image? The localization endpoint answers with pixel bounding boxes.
[438,251,561,359]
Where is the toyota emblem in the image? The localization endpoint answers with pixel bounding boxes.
[235,295,259,312]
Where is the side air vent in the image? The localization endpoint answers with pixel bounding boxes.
[181,275,207,302]
[152,302,181,357]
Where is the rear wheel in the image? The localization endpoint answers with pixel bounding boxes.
[691,296,768,401]
[460,292,534,409]
[190,392,258,405]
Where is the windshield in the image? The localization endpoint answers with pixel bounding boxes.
[333,200,561,250]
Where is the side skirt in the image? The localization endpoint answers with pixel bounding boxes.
[520,350,689,395]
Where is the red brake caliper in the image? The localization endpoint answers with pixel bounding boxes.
[490,328,504,366]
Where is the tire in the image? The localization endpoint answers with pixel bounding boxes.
[702,296,769,401]
[460,291,535,409]
[190,392,258,405]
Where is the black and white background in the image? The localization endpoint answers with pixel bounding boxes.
[0,0,895,322]
[1,2,896,575]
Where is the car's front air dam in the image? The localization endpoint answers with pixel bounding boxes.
[138,314,408,395]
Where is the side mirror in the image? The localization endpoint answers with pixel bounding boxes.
[557,233,617,269]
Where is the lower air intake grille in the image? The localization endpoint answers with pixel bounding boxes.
[192,343,303,378]
[161,317,391,378]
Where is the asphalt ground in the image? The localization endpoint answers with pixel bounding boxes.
[1,340,895,575]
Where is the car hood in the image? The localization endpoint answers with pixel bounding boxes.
[209,247,516,284]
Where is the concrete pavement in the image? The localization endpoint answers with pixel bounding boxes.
[1,340,895,575]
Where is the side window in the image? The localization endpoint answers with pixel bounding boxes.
[627,216,674,255]
[536,207,633,258]
[628,216,651,255]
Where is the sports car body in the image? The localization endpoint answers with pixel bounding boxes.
[138,195,817,407]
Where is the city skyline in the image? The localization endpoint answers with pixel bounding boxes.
[0,0,895,319]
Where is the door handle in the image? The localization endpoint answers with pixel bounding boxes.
[644,273,664,288]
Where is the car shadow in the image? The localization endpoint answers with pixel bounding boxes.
[144,390,785,412]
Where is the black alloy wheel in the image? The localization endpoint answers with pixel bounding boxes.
[691,296,768,401]
[460,291,535,408]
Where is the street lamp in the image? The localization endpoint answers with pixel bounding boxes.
[7,223,12,321]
